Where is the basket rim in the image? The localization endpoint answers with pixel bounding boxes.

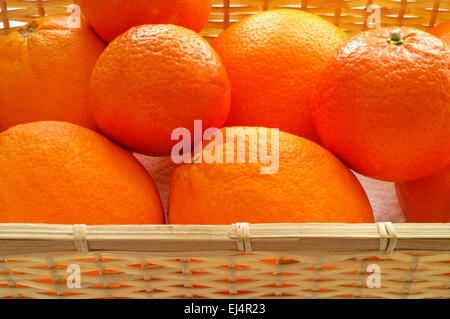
[0,222,448,256]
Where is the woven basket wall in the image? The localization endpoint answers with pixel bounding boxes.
[1,0,450,38]
[0,0,449,299]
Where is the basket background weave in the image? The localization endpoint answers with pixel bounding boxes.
[1,0,450,38]
[0,0,449,299]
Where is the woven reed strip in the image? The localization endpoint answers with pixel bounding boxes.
[139,257,155,298]
[0,280,440,298]
[10,261,445,285]
[0,260,447,299]
[1,254,447,276]
[1,0,449,38]
[0,0,9,29]
[429,0,441,26]
[223,0,231,30]
[0,284,445,299]
[0,248,448,298]
[36,0,44,16]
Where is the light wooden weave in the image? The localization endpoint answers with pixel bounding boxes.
[0,0,448,299]
[0,223,449,299]
[1,0,450,37]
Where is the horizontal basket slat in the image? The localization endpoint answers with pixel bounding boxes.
[0,223,448,255]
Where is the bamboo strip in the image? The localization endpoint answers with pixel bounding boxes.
[0,0,9,29]
[0,223,449,255]
[0,247,447,299]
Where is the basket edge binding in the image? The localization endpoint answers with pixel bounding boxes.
[0,222,448,256]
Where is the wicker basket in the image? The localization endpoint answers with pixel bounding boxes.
[0,0,449,299]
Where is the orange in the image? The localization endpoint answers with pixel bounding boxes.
[0,121,164,224]
[168,127,374,224]
[312,28,450,182]
[428,22,450,45]
[211,9,348,142]
[77,0,212,42]
[89,24,230,156]
[0,15,105,132]
[395,165,450,222]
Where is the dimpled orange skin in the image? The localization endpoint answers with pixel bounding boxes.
[89,24,230,156]
[0,121,164,225]
[428,22,450,46]
[211,9,348,142]
[168,127,374,224]
[395,165,450,222]
[0,15,105,132]
[312,28,450,182]
[76,0,212,42]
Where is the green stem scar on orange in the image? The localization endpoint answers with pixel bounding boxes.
[18,21,38,36]
[387,30,405,45]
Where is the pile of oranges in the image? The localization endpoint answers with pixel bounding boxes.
[0,1,448,225]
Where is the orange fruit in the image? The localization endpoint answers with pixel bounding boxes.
[211,9,348,142]
[168,127,374,224]
[77,0,212,42]
[428,22,450,45]
[89,24,230,156]
[312,28,450,182]
[395,165,450,222]
[0,121,164,224]
[0,15,105,132]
